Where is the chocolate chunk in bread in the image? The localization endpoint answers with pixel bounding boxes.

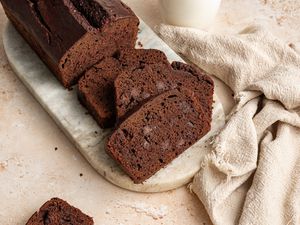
[26,198,93,225]
[114,62,214,122]
[0,0,139,87]
[78,49,170,128]
[107,88,211,183]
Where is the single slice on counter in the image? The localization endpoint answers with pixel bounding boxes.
[78,48,170,128]
[107,88,211,184]
[114,61,214,122]
[0,0,139,87]
[26,198,93,225]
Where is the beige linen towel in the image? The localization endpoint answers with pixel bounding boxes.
[157,25,300,225]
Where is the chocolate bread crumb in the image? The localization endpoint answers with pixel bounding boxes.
[114,61,214,122]
[171,61,214,120]
[107,88,211,183]
[137,41,143,48]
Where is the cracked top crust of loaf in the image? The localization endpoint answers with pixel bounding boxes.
[0,0,139,87]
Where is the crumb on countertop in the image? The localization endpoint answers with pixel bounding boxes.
[137,41,143,48]
[0,163,6,172]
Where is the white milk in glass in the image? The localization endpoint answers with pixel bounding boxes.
[159,0,221,29]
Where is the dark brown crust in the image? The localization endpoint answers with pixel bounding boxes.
[25,198,94,225]
[0,0,139,87]
[78,49,170,128]
[107,88,211,183]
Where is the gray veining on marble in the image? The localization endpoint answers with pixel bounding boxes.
[3,20,225,192]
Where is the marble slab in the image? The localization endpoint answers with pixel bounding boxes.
[3,20,225,193]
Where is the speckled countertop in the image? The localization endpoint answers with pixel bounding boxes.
[0,0,299,224]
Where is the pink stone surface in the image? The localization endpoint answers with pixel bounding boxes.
[0,0,299,224]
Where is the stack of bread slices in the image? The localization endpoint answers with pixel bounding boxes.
[79,48,214,183]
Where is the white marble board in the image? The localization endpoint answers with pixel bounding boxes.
[3,20,225,193]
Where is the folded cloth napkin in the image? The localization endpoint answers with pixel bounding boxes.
[157,25,300,225]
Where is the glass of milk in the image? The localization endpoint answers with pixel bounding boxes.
[159,0,221,29]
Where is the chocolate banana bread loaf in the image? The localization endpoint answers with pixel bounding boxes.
[107,88,211,183]
[26,198,93,225]
[114,61,214,122]
[78,48,170,128]
[0,0,139,87]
